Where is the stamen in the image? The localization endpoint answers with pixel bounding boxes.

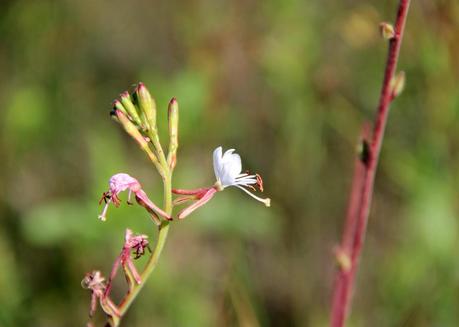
[235,185,271,207]
[245,184,257,191]
[98,192,111,205]
[112,194,121,207]
[256,174,264,192]
[127,189,133,205]
[98,198,112,221]
[237,178,257,183]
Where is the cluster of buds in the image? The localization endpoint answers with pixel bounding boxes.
[98,83,269,224]
[110,82,179,176]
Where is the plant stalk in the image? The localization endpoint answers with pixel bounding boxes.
[112,170,173,325]
[329,1,411,326]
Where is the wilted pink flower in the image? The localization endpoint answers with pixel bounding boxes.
[124,229,150,259]
[105,229,150,295]
[98,173,171,223]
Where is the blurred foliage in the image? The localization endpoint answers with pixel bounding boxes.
[0,0,458,326]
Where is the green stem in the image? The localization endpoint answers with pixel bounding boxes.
[149,130,169,173]
[114,172,173,324]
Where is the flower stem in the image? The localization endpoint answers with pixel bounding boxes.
[329,1,411,326]
[112,173,173,325]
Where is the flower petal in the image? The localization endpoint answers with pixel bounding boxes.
[213,146,223,181]
[109,173,140,194]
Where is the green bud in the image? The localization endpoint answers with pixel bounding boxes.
[115,109,148,149]
[167,97,179,169]
[113,99,128,116]
[334,247,351,273]
[136,82,157,131]
[115,109,162,171]
[390,71,406,98]
[120,91,143,126]
[379,22,395,40]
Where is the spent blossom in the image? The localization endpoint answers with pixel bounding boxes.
[98,173,171,223]
[81,270,119,318]
[105,229,150,296]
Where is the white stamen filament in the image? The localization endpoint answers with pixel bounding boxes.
[98,198,112,221]
[234,177,257,185]
[127,189,132,203]
[235,185,271,207]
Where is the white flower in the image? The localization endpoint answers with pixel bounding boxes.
[213,147,270,207]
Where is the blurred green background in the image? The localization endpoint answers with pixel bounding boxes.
[1,0,458,326]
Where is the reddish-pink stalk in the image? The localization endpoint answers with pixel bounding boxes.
[341,124,370,253]
[330,126,369,323]
[330,1,411,326]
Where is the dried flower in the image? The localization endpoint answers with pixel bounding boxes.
[98,173,171,222]
[124,228,150,259]
[82,270,119,318]
[105,229,150,294]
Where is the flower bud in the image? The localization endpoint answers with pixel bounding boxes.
[113,99,128,116]
[136,82,157,131]
[167,97,179,169]
[334,247,351,272]
[120,91,142,126]
[115,109,148,149]
[390,71,406,98]
[379,22,395,40]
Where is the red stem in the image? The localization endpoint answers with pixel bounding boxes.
[341,124,370,253]
[330,1,411,326]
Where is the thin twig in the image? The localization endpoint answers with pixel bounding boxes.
[330,1,411,326]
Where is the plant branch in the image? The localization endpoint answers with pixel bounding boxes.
[330,1,411,326]
[110,173,173,326]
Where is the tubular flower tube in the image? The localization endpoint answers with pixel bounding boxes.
[98,173,171,221]
[173,146,270,219]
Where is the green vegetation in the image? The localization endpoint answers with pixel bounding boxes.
[0,0,458,326]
